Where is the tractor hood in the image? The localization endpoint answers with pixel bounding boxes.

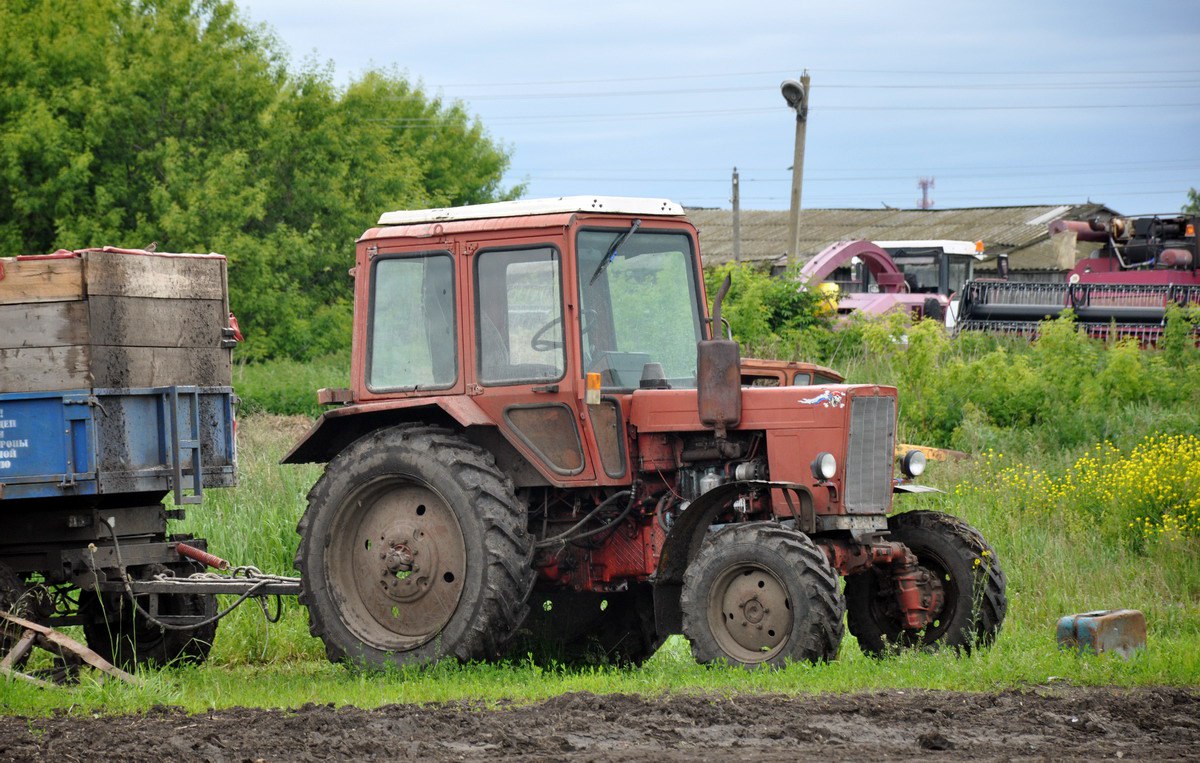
[628,383,894,433]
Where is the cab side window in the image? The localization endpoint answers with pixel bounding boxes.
[367,253,456,390]
[476,247,565,385]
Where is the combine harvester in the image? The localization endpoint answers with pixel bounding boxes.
[799,239,985,327]
[956,214,1200,342]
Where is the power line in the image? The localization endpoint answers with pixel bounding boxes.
[365,101,1200,127]
[511,166,1199,183]
[432,68,1200,88]
[439,81,1200,100]
[509,158,1200,173]
[676,189,1190,204]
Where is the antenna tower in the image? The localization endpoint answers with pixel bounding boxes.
[917,177,935,209]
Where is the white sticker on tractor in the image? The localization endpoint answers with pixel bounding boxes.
[798,389,845,408]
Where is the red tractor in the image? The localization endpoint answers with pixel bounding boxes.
[285,197,1007,668]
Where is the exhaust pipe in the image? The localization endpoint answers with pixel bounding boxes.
[697,274,741,439]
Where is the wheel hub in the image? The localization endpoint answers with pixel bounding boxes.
[742,597,766,624]
[377,529,444,605]
[709,565,793,662]
[334,482,467,650]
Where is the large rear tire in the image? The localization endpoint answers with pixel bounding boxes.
[295,425,534,669]
[681,522,844,668]
[81,562,218,669]
[844,510,1007,656]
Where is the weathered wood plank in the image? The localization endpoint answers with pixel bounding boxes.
[91,346,231,388]
[0,302,89,350]
[0,346,91,393]
[87,297,226,349]
[0,257,84,305]
[84,252,226,301]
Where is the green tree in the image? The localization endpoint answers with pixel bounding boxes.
[0,0,519,360]
[1185,188,1200,214]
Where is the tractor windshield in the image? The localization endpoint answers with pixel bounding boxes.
[576,228,704,390]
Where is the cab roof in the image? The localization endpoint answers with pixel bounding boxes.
[377,196,685,226]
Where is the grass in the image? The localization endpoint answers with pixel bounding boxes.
[3,339,1199,714]
[1,415,1196,715]
[233,353,349,418]
[3,631,1195,716]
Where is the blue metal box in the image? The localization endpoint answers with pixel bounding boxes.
[0,386,235,504]
[1057,609,1147,658]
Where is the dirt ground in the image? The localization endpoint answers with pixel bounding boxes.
[1,687,1197,762]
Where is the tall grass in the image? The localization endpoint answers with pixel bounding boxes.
[4,312,1199,714]
[233,352,349,417]
[15,415,1162,712]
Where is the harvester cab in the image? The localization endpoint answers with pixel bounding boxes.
[799,239,986,327]
[284,196,1007,670]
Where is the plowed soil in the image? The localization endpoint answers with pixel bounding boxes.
[2,687,1197,762]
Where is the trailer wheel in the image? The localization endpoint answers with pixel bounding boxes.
[0,562,29,652]
[513,585,663,667]
[295,425,534,669]
[844,510,1007,656]
[681,523,844,668]
[82,562,218,669]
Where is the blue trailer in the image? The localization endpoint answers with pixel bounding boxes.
[0,386,236,504]
[0,246,260,669]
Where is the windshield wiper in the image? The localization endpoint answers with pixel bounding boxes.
[588,218,641,285]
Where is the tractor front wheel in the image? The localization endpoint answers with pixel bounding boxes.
[295,425,534,669]
[844,510,1007,657]
[681,523,844,668]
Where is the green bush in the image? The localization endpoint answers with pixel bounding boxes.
[703,261,831,347]
[233,353,349,418]
[727,299,1200,454]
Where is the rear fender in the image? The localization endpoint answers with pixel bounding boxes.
[281,397,490,464]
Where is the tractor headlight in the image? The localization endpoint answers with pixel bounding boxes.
[811,452,837,481]
[901,450,927,478]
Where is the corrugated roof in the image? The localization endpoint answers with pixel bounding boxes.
[688,203,1115,270]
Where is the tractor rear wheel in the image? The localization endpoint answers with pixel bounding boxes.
[513,585,663,667]
[681,523,844,668]
[844,510,1007,656]
[81,562,218,669]
[295,425,534,669]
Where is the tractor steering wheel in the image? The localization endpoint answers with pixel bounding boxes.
[530,317,565,352]
[530,310,596,352]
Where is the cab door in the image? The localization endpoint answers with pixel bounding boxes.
[467,238,598,483]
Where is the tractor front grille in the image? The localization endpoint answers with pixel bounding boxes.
[844,395,896,514]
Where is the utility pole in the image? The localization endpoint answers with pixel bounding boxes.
[918,177,936,209]
[732,166,741,261]
[781,71,810,266]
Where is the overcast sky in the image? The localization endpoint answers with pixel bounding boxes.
[237,0,1198,215]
